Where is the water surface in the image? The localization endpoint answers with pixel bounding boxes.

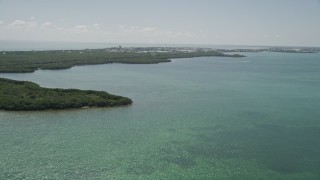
[1,52,320,179]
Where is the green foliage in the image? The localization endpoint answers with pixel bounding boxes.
[0,78,132,111]
[0,48,244,110]
[0,48,244,73]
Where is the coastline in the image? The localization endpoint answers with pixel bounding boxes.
[0,47,244,73]
[0,46,244,111]
[0,78,132,111]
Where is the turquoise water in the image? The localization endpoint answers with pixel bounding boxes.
[1,52,320,179]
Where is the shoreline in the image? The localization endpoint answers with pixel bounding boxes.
[0,78,132,111]
[0,47,244,73]
[0,46,245,111]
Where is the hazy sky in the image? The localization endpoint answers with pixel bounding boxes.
[0,0,320,46]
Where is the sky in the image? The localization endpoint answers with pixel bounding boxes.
[0,0,320,46]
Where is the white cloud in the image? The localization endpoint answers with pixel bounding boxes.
[140,27,157,32]
[73,25,89,33]
[1,19,196,43]
[39,21,64,32]
[119,25,138,33]
[118,25,192,37]
[7,19,37,29]
[118,25,157,33]
[115,25,196,44]
[93,23,100,30]
[159,30,193,37]
[41,22,53,28]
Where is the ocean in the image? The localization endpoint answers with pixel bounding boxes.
[0,52,320,179]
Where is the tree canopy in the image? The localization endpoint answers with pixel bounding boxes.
[0,78,132,111]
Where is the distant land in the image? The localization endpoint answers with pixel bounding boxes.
[0,47,244,73]
[0,46,245,111]
[219,46,320,53]
[1,45,319,111]
[1,46,318,73]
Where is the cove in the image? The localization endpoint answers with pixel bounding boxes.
[1,52,320,179]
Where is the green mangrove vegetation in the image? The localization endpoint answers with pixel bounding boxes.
[0,47,244,111]
[0,47,244,73]
[0,78,132,111]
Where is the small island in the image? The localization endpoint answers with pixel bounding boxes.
[0,78,132,111]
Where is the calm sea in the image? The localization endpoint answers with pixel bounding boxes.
[1,52,320,179]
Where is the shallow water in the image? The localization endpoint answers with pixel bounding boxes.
[1,52,320,179]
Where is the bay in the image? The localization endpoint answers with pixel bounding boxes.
[1,52,320,179]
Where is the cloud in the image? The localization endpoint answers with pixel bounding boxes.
[116,25,195,44]
[72,25,89,33]
[7,19,37,29]
[160,30,193,37]
[1,19,196,43]
[40,22,61,31]
[119,25,138,33]
[119,25,157,33]
[93,23,101,30]
[41,22,53,28]
[140,27,157,32]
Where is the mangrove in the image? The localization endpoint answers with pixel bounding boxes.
[0,47,245,73]
[0,78,132,111]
